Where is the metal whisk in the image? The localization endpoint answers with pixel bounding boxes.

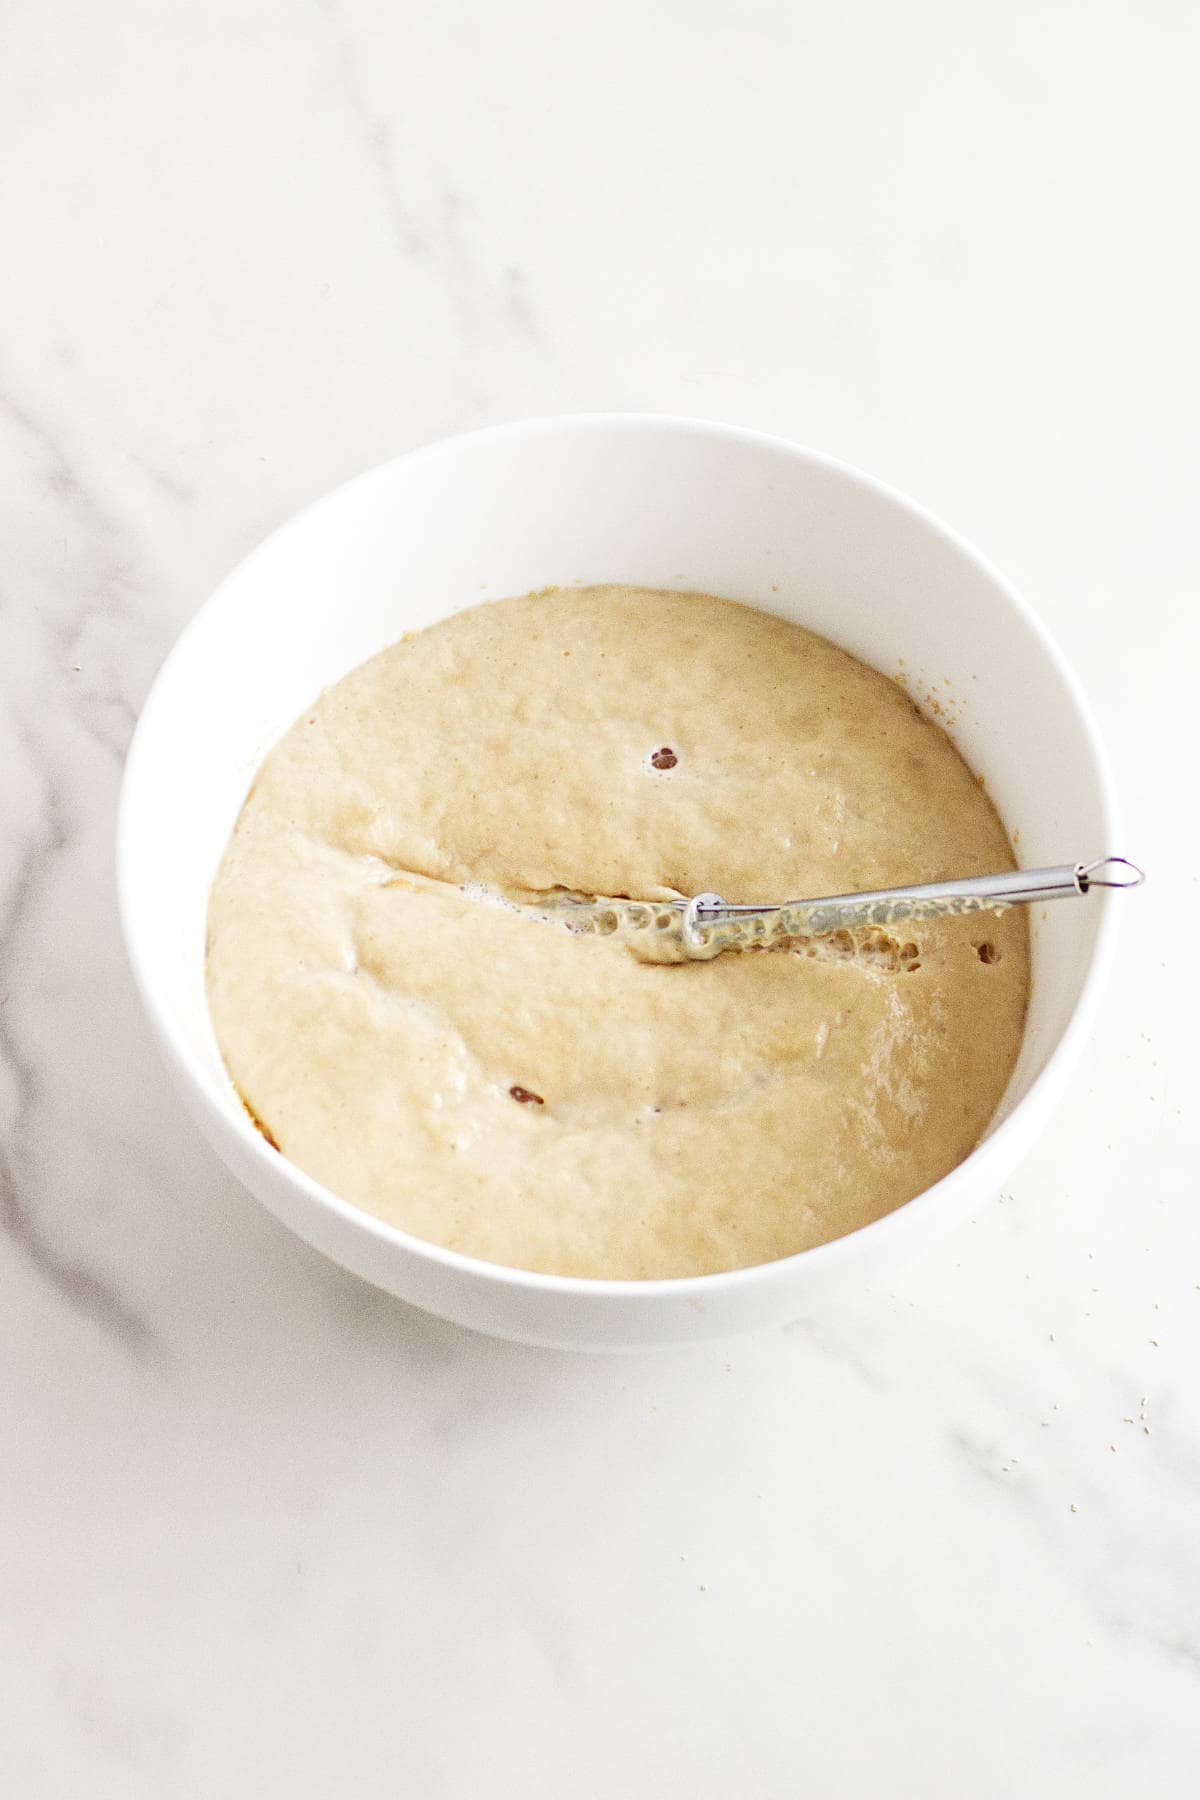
[544,855,1144,963]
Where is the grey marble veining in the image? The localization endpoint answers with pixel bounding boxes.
[1,2,1196,1795]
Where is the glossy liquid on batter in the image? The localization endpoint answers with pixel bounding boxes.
[206,587,1028,1279]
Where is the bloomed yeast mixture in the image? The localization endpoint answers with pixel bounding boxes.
[206,587,1028,1278]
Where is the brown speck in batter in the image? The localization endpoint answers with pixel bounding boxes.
[650,746,678,770]
[242,1096,281,1151]
[509,1085,544,1106]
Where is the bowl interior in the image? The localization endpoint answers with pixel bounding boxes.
[120,417,1112,1220]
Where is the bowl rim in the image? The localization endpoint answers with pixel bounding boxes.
[117,410,1120,1302]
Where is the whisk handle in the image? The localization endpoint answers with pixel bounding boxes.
[682,856,1144,954]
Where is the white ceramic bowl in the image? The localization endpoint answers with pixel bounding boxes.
[118,415,1118,1349]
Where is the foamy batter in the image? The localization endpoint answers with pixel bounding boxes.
[206,586,1028,1279]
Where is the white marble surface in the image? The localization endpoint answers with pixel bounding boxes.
[2,3,1197,1793]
